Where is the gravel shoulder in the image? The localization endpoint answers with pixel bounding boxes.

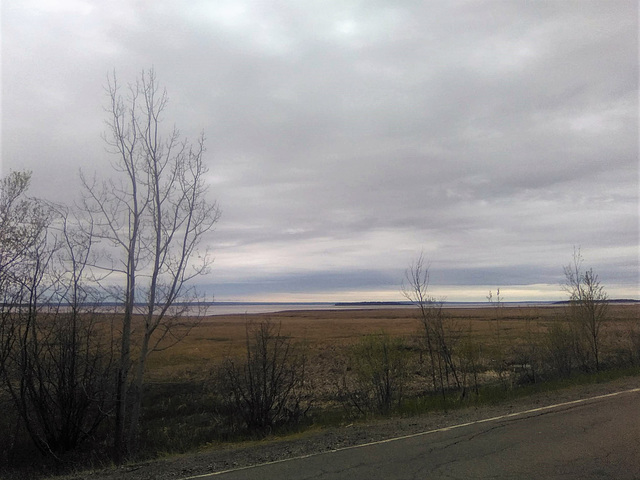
[57,374,640,480]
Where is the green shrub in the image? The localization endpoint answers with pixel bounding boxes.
[342,332,409,415]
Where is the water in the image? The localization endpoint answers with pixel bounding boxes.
[36,301,560,316]
[202,301,556,316]
[204,302,412,315]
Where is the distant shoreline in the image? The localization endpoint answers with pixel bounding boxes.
[203,299,639,316]
[7,299,637,317]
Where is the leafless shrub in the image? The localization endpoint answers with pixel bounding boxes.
[0,172,116,462]
[403,255,462,399]
[563,248,609,371]
[218,321,310,434]
[3,308,116,458]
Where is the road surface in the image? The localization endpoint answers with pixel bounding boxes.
[195,389,640,480]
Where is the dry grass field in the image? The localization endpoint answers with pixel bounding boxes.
[144,304,640,382]
[1,304,637,479]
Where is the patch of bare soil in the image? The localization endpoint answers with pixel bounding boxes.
[58,375,639,480]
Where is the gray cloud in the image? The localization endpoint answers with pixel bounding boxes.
[2,0,638,301]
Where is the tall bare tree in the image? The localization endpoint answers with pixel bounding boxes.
[81,68,220,459]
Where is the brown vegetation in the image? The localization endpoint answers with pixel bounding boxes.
[145,304,639,383]
[2,304,638,478]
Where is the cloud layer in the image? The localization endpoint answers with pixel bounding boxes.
[2,1,638,301]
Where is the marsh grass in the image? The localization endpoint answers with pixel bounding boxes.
[133,305,639,457]
[3,305,637,477]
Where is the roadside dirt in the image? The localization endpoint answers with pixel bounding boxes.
[57,374,639,480]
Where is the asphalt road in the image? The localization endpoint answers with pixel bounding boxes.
[200,389,640,480]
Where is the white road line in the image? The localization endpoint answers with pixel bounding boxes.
[180,387,640,479]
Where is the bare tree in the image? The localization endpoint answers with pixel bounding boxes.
[563,248,608,371]
[81,68,220,459]
[0,171,50,373]
[402,254,461,400]
[0,172,115,458]
[402,254,437,390]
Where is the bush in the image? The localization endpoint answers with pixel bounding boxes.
[544,321,575,378]
[218,321,310,434]
[1,309,115,460]
[563,249,609,371]
[342,332,409,415]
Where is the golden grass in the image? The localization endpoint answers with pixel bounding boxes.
[143,304,639,381]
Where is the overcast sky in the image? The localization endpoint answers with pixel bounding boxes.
[2,1,638,302]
